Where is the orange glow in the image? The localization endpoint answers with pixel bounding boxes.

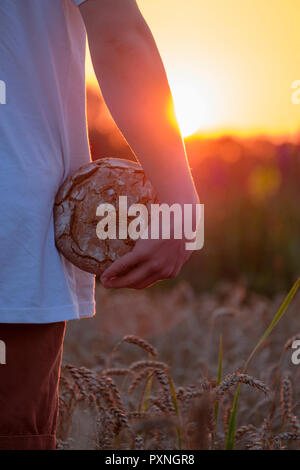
[167,73,218,137]
[86,0,300,139]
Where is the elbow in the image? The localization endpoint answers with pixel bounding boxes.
[107,31,146,55]
[90,20,154,68]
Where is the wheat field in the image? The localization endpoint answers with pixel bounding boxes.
[57,280,300,450]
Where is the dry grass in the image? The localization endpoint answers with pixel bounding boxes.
[57,280,300,450]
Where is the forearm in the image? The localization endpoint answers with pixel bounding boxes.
[94,55,196,204]
[81,1,199,205]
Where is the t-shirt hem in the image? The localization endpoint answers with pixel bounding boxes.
[0,302,95,323]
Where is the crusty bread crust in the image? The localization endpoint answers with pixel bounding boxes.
[54,158,157,276]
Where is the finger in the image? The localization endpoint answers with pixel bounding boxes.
[103,262,153,289]
[101,250,144,284]
[129,273,163,290]
[127,262,178,290]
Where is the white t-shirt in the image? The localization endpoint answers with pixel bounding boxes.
[0,0,96,323]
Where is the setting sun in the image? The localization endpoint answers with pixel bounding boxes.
[167,73,216,137]
[168,76,205,137]
[135,0,300,139]
[86,0,300,140]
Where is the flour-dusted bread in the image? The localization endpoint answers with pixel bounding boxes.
[54,158,157,276]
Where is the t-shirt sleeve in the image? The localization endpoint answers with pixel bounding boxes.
[71,0,87,6]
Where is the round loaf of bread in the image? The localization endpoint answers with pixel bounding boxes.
[54,157,157,276]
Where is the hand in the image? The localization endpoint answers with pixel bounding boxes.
[100,235,193,290]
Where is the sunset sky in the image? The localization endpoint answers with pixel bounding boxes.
[85,0,300,139]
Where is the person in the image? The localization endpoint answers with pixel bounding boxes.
[0,0,199,450]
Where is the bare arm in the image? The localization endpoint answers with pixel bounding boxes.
[79,0,200,288]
